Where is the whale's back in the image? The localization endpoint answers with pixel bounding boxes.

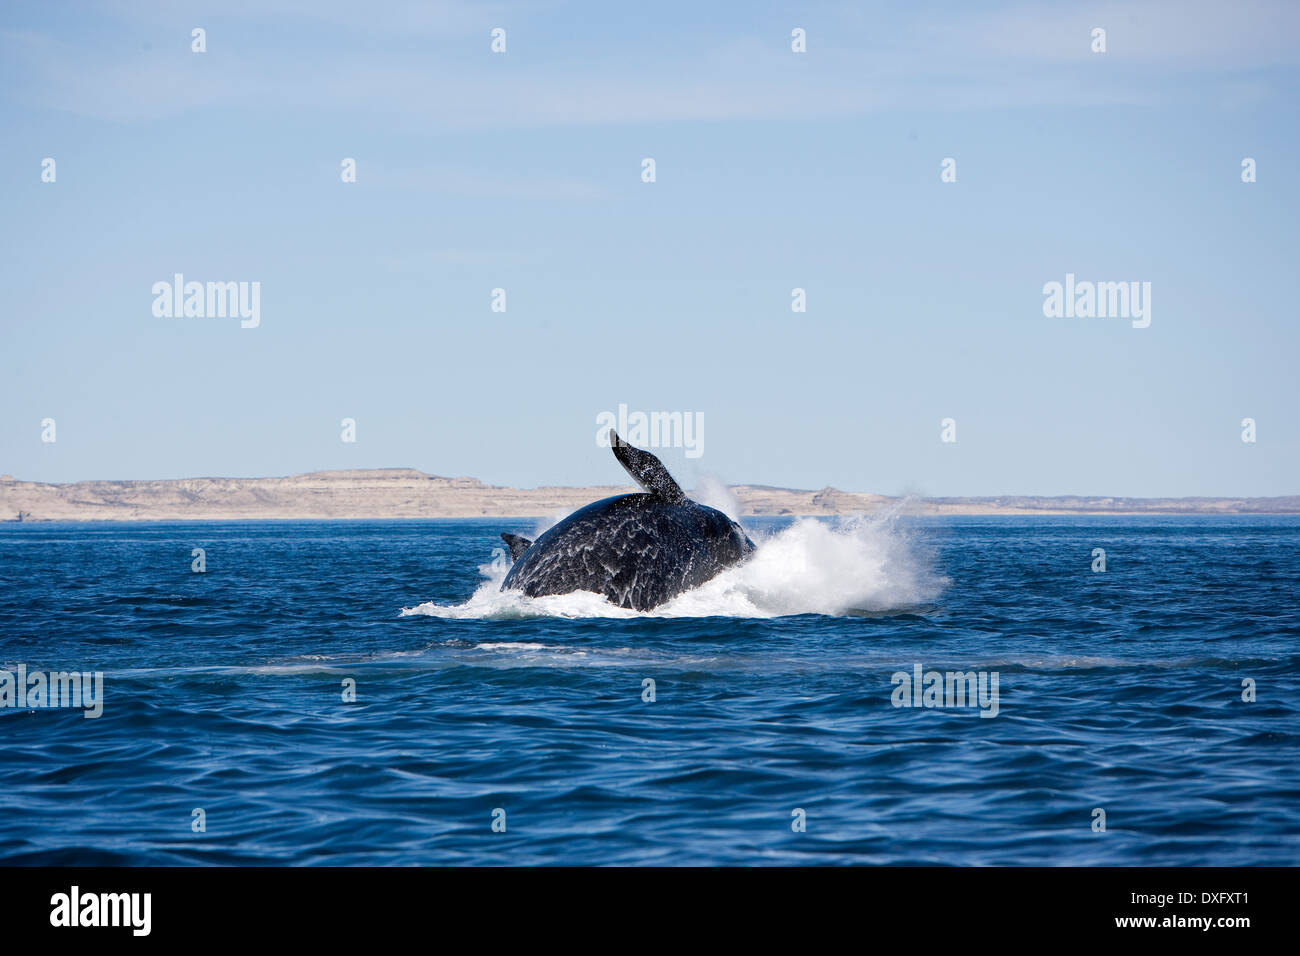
[501,493,753,611]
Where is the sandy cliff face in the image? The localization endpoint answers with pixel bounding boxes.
[0,471,1296,522]
[0,470,631,521]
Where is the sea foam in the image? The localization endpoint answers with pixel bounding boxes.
[400,506,946,620]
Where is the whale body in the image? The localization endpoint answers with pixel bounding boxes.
[499,430,755,611]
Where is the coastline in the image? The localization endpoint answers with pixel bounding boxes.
[3,469,1297,522]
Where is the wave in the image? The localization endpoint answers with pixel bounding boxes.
[400,507,948,620]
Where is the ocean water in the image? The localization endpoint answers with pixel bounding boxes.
[0,514,1296,866]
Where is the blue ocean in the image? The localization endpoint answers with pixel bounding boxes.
[1,515,1297,865]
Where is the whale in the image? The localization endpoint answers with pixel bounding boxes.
[499,430,755,611]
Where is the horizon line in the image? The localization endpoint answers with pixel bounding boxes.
[1,468,1296,503]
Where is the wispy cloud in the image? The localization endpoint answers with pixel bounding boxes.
[2,0,1296,127]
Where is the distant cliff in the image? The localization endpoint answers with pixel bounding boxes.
[1,470,1296,521]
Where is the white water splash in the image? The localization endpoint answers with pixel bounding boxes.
[401,507,946,620]
[691,475,742,520]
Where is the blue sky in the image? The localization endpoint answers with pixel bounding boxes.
[1,0,1297,496]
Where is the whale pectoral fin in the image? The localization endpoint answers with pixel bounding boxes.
[609,429,686,503]
[501,533,533,561]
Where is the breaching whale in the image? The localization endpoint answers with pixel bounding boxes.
[499,430,755,611]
